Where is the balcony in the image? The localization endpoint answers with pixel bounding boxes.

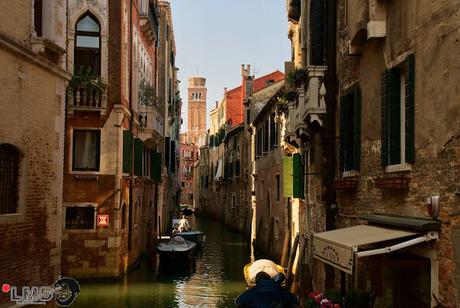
[284,66,326,145]
[140,3,159,42]
[67,75,107,116]
[300,66,327,125]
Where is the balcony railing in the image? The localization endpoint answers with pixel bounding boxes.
[300,66,327,124]
[67,84,107,115]
[285,66,327,140]
[140,3,159,42]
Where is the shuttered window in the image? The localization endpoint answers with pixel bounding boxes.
[283,156,293,198]
[405,54,415,164]
[134,138,143,176]
[170,141,176,173]
[381,55,415,167]
[339,88,361,172]
[164,137,170,169]
[151,151,161,181]
[123,130,133,173]
[293,153,304,199]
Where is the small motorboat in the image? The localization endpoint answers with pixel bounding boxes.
[173,230,206,245]
[156,236,197,260]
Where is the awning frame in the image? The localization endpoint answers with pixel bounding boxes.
[313,225,439,275]
[356,230,438,258]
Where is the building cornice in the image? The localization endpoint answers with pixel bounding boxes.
[0,31,71,80]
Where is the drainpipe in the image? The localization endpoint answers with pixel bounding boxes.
[128,0,134,253]
[325,0,338,293]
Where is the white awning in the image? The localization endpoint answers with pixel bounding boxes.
[214,159,223,181]
[313,225,438,274]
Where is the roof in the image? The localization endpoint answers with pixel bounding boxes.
[250,80,285,124]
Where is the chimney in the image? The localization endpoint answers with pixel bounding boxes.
[224,87,227,94]
[242,64,253,101]
[215,101,218,109]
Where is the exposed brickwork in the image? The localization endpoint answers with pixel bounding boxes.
[0,4,68,300]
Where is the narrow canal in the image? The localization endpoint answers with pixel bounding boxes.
[72,216,251,307]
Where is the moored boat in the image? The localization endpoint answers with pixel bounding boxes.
[156,236,197,260]
[173,230,206,245]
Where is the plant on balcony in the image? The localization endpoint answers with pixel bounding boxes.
[139,79,157,107]
[275,91,297,115]
[68,67,107,94]
[286,67,306,88]
[68,67,107,107]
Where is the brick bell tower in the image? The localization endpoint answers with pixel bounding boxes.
[187,76,207,146]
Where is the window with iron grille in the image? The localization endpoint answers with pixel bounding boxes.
[65,206,95,230]
[0,144,20,214]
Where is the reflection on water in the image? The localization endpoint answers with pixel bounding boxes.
[72,216,251,307]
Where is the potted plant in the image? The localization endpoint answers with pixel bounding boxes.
[306,291,341,308]
[286,67,306,88]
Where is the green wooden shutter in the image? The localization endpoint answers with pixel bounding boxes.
[123,130,133,173]
[381,70,389,166]
[339,96,346,172]
[151,150,161,181]
[405,54,415,164]
[134,138,143,176]
[293,153,304,198]
[345,93,355,171]
[283,156,293,197]
[389,68,401,165]
[164,137,170,168]
[354,87,362,170]
[170,141,176,173]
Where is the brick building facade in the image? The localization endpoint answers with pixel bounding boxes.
[0,0,70,302]
[61,0,179,279]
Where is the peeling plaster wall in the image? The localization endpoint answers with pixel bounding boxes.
[337,0,460,306]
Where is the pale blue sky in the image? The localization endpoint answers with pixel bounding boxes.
[170,0,290,131]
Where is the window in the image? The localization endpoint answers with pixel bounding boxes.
[181,181,185,188]
[65,206,95,229]
[75,13,101,76]
[381,55,415,167]
[34,0,43,36]
[72,130,101,171]
[310,0,327,65]
[263,120,269,153]
[339,87,361,172]
[270,113,278,149]
[0,144,21,214]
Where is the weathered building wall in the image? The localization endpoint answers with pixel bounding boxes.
[336,0,460,306]
[0,0,69,299]
[254,149,286,261]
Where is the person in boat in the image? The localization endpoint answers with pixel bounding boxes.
[177,215,190,233]
[235,271,299,308]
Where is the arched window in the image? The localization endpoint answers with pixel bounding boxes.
[75,13,101,76]
[0,144,21,214]
[199,93,202,99]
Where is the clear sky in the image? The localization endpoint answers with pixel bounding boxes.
[170,0,290,132]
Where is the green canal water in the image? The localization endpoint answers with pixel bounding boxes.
[71,216,251,308]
